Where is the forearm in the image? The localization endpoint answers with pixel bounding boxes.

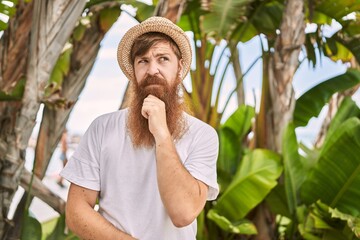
[155,135,207,227]
[66,198,135,239]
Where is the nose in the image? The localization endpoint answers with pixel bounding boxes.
[147,61,159,76]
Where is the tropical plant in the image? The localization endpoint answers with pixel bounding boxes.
[171,0,360,239]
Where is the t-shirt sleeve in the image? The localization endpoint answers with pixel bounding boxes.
[60,118,102,191]
[184,124,219,201]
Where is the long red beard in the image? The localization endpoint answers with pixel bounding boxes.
[127,75,186,148]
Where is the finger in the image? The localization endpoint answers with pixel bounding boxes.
[141,106,149,119]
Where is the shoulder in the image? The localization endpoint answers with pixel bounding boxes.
[185,113,217,133]
[81,109,128,145]
[183,112,218,141]
[91,109,128,128]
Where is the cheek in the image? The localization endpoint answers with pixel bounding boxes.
[134,67,146,82]
[166,67,180,82]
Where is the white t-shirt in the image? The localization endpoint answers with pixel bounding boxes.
[61,109,219,239]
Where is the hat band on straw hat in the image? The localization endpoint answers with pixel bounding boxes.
[117,16,192,82]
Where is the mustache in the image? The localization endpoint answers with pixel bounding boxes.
[138,75,167,88]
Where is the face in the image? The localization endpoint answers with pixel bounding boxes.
[133,41,183,93]
[127,41,187,148]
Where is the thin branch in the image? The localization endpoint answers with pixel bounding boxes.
[221,55,262,115]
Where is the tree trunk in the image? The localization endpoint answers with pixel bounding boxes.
[154,0,187,23]
[0,1,33,92]
[34,3,114,177]
[267,0,305,153]
[5,3,122,238]
[230,43,245,106]
[0,0,86,237]
[254,0,305,239]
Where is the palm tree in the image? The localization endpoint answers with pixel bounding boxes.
[0,1,87,237]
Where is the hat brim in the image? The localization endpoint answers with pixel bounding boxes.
[117,17,192,82]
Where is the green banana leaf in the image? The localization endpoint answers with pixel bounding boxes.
[218,105,255,189]
[207,210,257,235]
[324,37,354,63]
[322,97,360,145]
[332,34,360,66]
[0,78,25,101]
[46,213,80,240]
[314,0,360,22]
[99,6,121,32]
[231,1,283,42]
[282,123,306,216]
[202,0,256,40]
[342,16,360,36]
[0,0,17,31]
[21,211,42,240]
[222,105,255,137]
[265,184,290,218]
[301,118,360,216]
[213,149,282,221]
[130,0,155,22]
[300,201,359,240]
[294,69,360,127]
[178,1,203,39]
[329,207,360,238]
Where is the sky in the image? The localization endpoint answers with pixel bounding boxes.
[49,5,359,146]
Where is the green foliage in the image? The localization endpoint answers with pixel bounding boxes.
[282,123,306,217]
[332,34,360,65]
[214,149,282,221]
[301,117,360,216]
[47,47,72,91]
[329,207,360,238]
[21,211,42,240]
[0,78,25,100]
[299,201,360,239]
[45,214,79,240]
[218,105,255,181]
[324,97,360,144]
[207,210,257,234]
[129,0,155,22]
[43,45,73,108]
[293,96,360,239]
[99,6,121,32]
[324,37,354,62]
[72,17,90,41]
[294,69,360,127]
[0,0,18,31]
[304,33,317,70]
[202,0,256,40]
[314,0,360,22]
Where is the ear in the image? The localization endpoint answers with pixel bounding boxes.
[178,59,184,77]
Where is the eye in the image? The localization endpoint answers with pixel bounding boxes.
[159,56,169,62]
[137,59,148,64]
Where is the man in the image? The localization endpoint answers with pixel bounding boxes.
[61,16,219,239]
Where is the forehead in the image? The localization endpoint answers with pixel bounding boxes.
[137,41,175,57]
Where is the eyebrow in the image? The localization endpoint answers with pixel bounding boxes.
[136,52,171,60]
[154,53,170,57]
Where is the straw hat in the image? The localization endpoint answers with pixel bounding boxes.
[117,16,192,82]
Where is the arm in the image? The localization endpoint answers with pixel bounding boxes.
[156,137,208,227]
[142,95,208,227]
[66,183,136,240]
